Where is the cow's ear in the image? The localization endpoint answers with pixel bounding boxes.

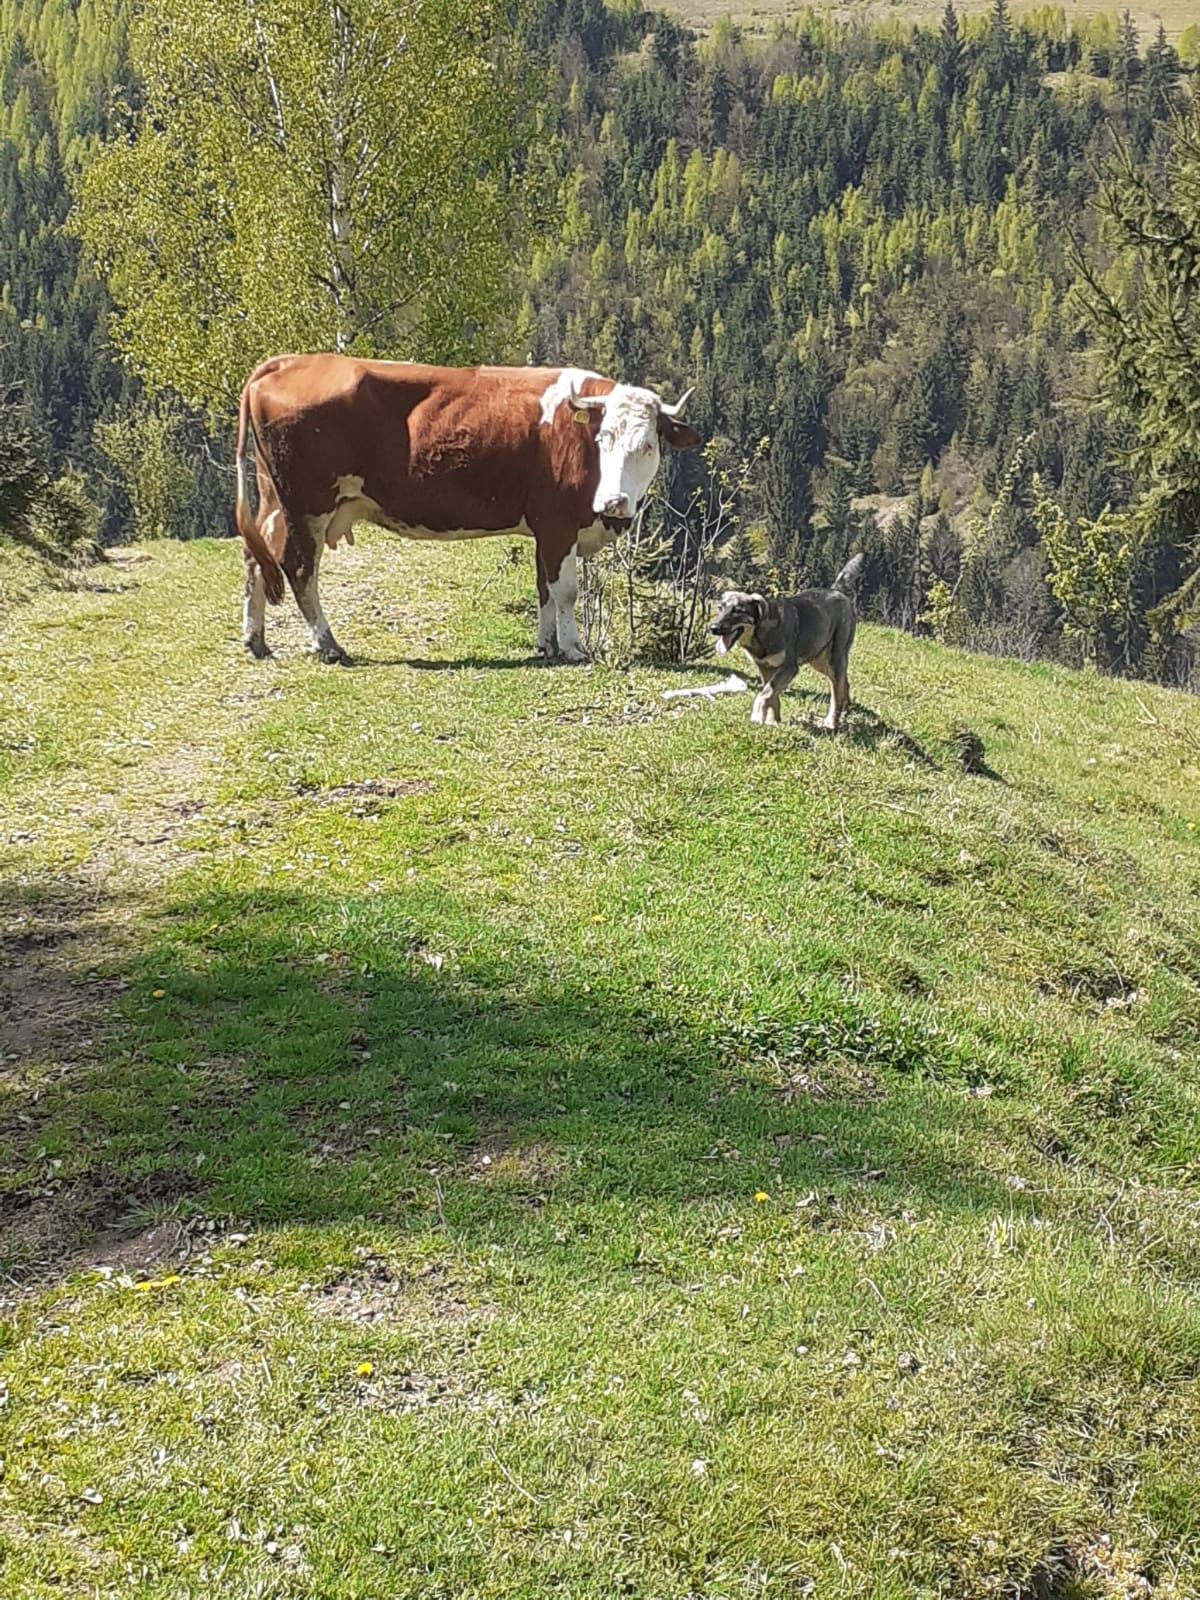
[658,416,703,451]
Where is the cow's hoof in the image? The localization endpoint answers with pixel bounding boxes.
[314,642,351,666]
[244,636,272,660]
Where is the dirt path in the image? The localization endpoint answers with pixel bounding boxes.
[0,532,463,1278]
[1,546,284,1274]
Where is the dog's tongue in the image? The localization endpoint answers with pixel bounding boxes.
[714,633,732,656]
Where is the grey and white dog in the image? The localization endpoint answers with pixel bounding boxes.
[709,554,865,729]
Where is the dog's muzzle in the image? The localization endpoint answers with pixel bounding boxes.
[711,618,746,656]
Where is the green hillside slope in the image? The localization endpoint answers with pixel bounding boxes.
[2,535,1200,1598]
[681,0,1197,43]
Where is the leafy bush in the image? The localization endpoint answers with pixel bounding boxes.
[0,400,102,568]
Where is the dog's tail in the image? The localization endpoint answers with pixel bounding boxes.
[832,553,865,596]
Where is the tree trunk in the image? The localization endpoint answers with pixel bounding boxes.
[329,2,357,351]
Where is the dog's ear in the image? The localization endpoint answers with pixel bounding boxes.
[747,594,767,622]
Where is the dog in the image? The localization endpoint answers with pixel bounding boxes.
[709,554,864,729]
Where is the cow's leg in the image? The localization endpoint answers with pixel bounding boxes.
[535,551,558,659]
[288,518,350,665]
[242,547,270,659]
[547,545,587,663]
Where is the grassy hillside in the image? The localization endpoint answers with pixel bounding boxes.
[679,0,1198,43]
[2,534,1200,1599]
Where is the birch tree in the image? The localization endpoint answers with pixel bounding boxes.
[74,0,536,412]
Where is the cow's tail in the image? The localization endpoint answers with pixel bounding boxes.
[832,552,865,597]
[235,377,286,605]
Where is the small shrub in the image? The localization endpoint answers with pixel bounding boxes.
[581,437,769,666]
[0,400,102,572]
[26,471,103,564]
[948,725,989,775]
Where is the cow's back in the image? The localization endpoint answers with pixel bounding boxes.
[246,357,594,539]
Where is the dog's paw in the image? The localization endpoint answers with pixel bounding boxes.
[752,694,782,726]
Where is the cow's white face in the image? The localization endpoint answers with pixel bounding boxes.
[541,369,702,530]
[590,385,663,526]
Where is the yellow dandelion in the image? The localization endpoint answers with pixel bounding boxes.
[754,1191,770,1204]
[357,1361,375,1378]
[152,989,166,999]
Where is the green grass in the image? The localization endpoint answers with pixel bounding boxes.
[2,530,1200,1598]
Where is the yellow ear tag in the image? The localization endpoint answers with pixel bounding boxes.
[573,409,588,425]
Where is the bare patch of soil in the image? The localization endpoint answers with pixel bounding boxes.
[721,1057,885,1107]
[0,884,129,1074]
[294,777,434,811]
[311,1256,497,1328]
[465,1138,565,1207]
[0,1168,196,1292]
[1013,1536,1154,1599]
[1040,964,1145,1011]
[354,1367,510,1415]
[80,1219,182,1276]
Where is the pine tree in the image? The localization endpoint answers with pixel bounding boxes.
[818,462,856,579]
[1117,12,1140,125]
[1074,102,1200,649]
[936,2,963,111]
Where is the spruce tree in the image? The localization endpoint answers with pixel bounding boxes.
[1074,102,1200,648]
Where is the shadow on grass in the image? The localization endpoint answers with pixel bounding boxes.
[0,874,1028,1277]
[681,678,941,763]
[847,704,939,766]
[351,654,551,671]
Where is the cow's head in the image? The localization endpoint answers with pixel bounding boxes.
[567,381,703,531]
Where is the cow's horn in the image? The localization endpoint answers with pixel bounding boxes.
[660,386,694,418]
[566,386,607,411]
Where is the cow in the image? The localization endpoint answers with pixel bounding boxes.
[234,356,702,665]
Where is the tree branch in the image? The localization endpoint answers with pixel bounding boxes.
[247,0,288,149]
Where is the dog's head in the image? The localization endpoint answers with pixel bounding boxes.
[710,590,765,656]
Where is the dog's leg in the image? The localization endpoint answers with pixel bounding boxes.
[751,667,794,726]
[752,688,780,724]
[824,650,850,732]
[809,643,846,732]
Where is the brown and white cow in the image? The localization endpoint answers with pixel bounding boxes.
[235,355,702,663]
